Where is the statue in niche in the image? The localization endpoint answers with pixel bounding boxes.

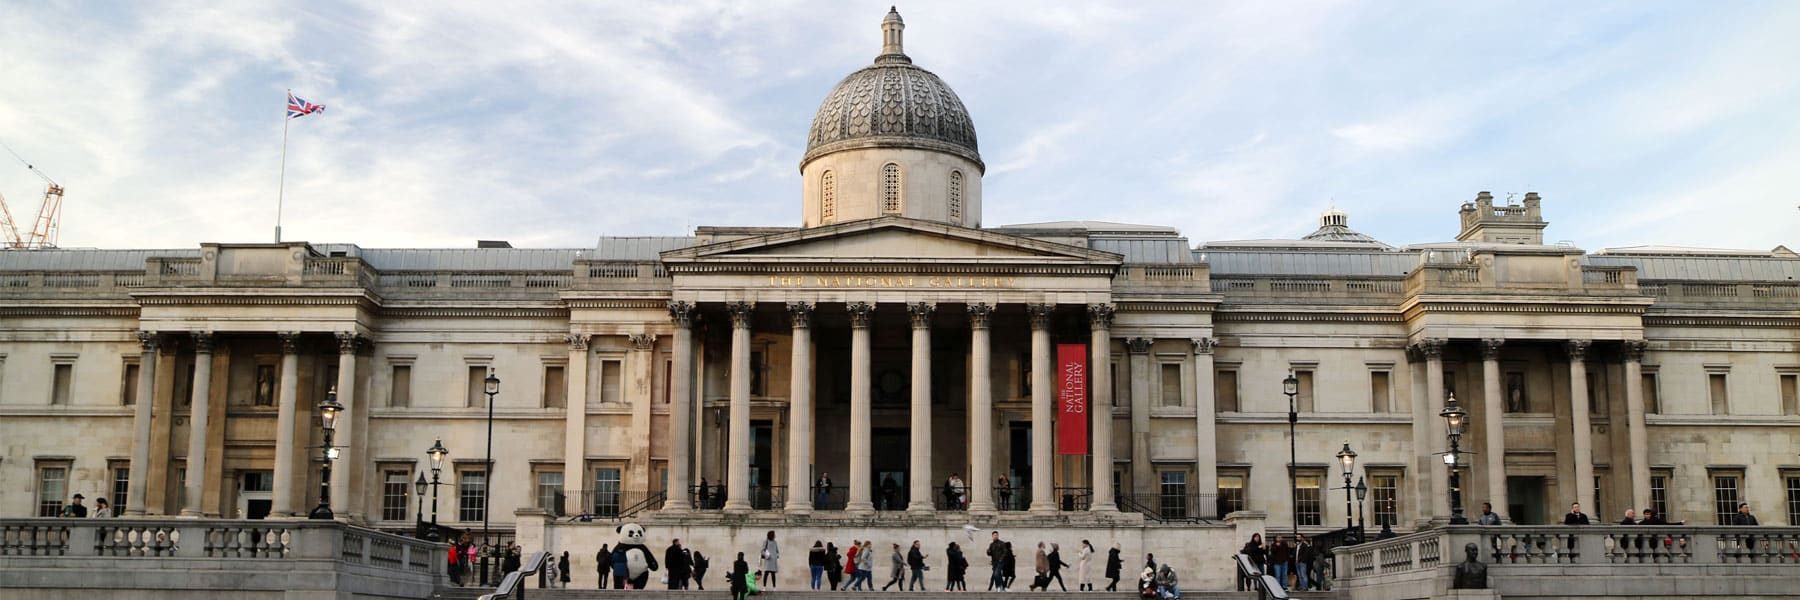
[1452,542,1488,589]
[254,365,277,406]
[1505,373,1526,413]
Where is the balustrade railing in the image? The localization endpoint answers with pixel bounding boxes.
[0,518,440,576]
[1337,524,1800,587]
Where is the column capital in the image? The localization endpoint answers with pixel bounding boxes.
[786,301,814,329]
[629,333,658,350]
[967,302,994,330]
[906,301,935,329]
[1126,337,1152,354]
[137,331,160,352]
[1480,338,1505,360]
[1191,337,1217,355]
[278,331,301,355]
[1566,339,1591,360]
[1415,337,1446,359]
[1026,303,1054,330]
[565,333,589,351]
[1622,339,1648,362]
[1087,303,1115,329]
[192,331,215,354]
[667,301,696,329]
[335,331,359,355]
[726,301,755,329]
[847,301,874,329]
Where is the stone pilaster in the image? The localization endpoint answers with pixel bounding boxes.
[1191,337,1219,518]
[627,333,657,494]
[1622,340,1651,512]
[1421,338,1449,518]
[1126,337,1153,500]
[329,332,359,520]
[563,333,590,513]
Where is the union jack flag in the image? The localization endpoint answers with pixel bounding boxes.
[287,91,325,119]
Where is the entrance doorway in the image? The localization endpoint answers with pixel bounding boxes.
[873,427,910,510]
[751,420,773,509]
[1007,421,1032,509]
[238,471,273,519]
[1507,476,1547,524]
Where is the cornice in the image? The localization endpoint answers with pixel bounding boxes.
[666,263,1116,276]
[563,299,674,310]
[1643,316,1800,328]
[1114,302,1217,313]
[132,289,381,308]
[377,307,571,319]
[0,306,140,317]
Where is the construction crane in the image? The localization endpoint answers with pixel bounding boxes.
[0,139,65,250]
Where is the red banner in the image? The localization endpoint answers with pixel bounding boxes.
[1056,343,1088,455]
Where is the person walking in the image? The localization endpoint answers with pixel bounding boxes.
[809,540,827,589]
[1046,543,1070,591]
[882,543,905,591]
[595,544,610,589]
[907,540,929,590]
[1076,540,1094,591]
[825,542,843,590]
[857,541,875,590]
[1268,535,1292,590]
[1002,541,1017,590]
[1105,543,1123,592]
[447,541,463,586]
[665,538,692,590]
[1029,542,1049,591]
[558,551,572,588]
[758,530,780,589]
[729,552,750,600]
[846,539,864,590]
[693,550,710,590]
[945,541,967,591]
[997,475,1013,510]
[986,531,1006,591]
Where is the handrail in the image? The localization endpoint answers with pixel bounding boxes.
[478,551,550,600]
[1233,552,1289,599]
[616,491,666,521]
[1118,495,1166,524]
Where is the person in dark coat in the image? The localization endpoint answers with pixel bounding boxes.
[1267,536,1292,590]
[664,539,692,589]
[692,551,710,590]
[986,532,1006,590]
[1295,534,1317,590]
[558,551,571,588]
[1002,541,1017,589]
[1046,543,1070,591]
[502,543,523,575]
[906,540,928,591]
[1241,533,1266,570]
[1563,502,1591,525]
[825,543,843,590]
[1733,503,1760,526]
[729,552,750,600]
[945,542,967,591]
[595,544,610,589]
[809,540,828,589]
[1105,543,1124,592]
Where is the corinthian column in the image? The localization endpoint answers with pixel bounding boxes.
[1027,303,1055,514]
[329,332,359,519]
[126,331,159,516]
[1089,304,1118,513]
[1480,339,1508,522]
[271,332,302,517]
[907,302,935,514]
[1567,339,1595,511]
[784,302,815,514]
[180,332,215,517]
[845,301,876,515]
[723,302,754,513]
[665,302,694,512]
[966,303,996,514]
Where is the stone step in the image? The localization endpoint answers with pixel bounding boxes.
[429,587,492,600]
[528,590,1260,600]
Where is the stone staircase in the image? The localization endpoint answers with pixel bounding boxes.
[440,585,1344,600]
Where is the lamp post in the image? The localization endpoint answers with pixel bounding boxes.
[1441,392,1469,525]
[1355,476,1368,541]
[426,439,447,541]
[413,472,428,535]
[309,388,344,520]
[1336,443,1358,533]
[1283,371,1299,536]
[482,371,499,548]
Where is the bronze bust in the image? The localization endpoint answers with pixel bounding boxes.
[1452,542,1488,589]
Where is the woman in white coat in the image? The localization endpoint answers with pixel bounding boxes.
[758,530,781,589]
[1076,540,1095,591]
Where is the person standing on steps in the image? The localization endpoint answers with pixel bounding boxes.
[1105,543,1123,592]
[558,551,571,588]
[1294,534,1315,591]
[997,475,1013,510]
[907,540,929,590]
[1076,539,1094,591]
[729,552,750,600]
[595,544,610,589]
[809,540,828,589]
[825,542,844,590]
[1046,542,1070,591]
[758,530,780,589]
[665,538,692,590]
[1268,536,1292,590]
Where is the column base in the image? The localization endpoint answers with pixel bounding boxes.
[784,505,813,517]
[844,502,875,516]
[1028,503,1057,516]
[1088,503,1119,513]
[178,509,203,518]
[722,504,752,515]
[966,502,997,514]
[906,506,935,516]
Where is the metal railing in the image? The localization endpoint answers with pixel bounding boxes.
[1053,487,1092,512]
[1233,552,1290,599]
[1119,492,1220,523]
[566,491,664,520]
[478,550,551,600]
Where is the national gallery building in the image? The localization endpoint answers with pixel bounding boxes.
[2,10,1796,543]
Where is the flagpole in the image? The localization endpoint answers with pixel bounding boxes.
[276,90,290,243]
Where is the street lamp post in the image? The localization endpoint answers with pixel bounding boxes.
[309,388,344,520]
[1441,392,1469,525]
[1283,371,1299,536]
[481,372,499,548]
[1354,477,1368,541]
[413,473,428,536]
[426,439,448,541]
[1336,443,1358,533]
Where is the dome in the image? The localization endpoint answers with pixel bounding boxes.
[1302,207,1392,248]
[802,8,982,171]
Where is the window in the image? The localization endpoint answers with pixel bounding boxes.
[543,365,566,409]
[1369,370,1391,413]
[537,471,564,515]
[820,170,836,223]
[1786,474,1800,525]
[881,163,901,213]
[111,464,130,516]
[1215,368,1239,412]
[1295,471,1323,526]
[51,363,74,405]
[1643,371,1660,414]
[120,361,140,406]
[1708,372,1729,415]
[457,470,487,522]
[1650,470,1671,522]
[1295,370,1315,412]
[662,359,672,404]
[1711,471,1741,525]
[389,365,412,408]
[381,470,410,521]
[1505,372,1529,413]
[37,465,69,517]
[1160,364,1183,407]
[947,170,963,221]
[1371,473,1401,526]
[1780,373,1798,416]
[1594,475,1604,520]
[466,366,489,408]
[1159,470,1189,519]
[598,359,622,405]
[1217,471,1247,516]
[593,467,622,517]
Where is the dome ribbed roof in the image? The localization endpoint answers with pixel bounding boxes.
[802,9,981,171]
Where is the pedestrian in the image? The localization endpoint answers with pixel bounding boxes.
[1619,509,1639,525]
[1268,535,1292,590]
[1477,502,1502,525]
[1156,564,1181,599]
[448,541,463,586]
[1294,534,1314,590]
[1563,502,1591,525]
[881,475,900,510]
[61,494,88,518]
[758,530,780,588]
[558,551,572,588]
[1076,540,1094,591]
[1641,508,1668,525]
[503,543,522,576]
[1029,542,1049,591]
[1733,503,1760,526]
[595,544,611,589]
[1240,533,1264,571]
[1105,543,1123,592]
[997,475,1013,510]
[693,550,710,591]
[544,553,559,588]
[825,542,844,590]
[92,497,112,517]
[474,542,488,586]
[951,473,967,509]
[815,472,833,509]
[882,543,905,591]
[857,541,875,590]
[907,540,928,590]
[945,541,967,591]
[1047,543,1069,591]
[942,477,958,510]
[697,477,711,509]
[845,539,863,590]
[986,531,1006,590]
[665,538,692,590]
[1002,541,1017,589]
[809,540,827,589]
[729,552,750,600]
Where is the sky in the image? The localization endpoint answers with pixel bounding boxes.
[0,1,1796,252]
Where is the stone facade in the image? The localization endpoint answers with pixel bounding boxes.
[0,10,1797,578]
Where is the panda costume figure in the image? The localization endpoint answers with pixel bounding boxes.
[610,523,659,589]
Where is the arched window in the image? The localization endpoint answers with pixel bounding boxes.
[882,163,902,214]
[821,170,836,223]
[948,170,964,222]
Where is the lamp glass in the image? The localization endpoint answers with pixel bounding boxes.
[1355,478,1368,501]
[1336,443,1358,475]
[1443,453,1458,465]
[1282,372,1298,396]
[484,372,500,395]
[326,447,341,461]
[427,439,448,472]
[318,390,343,431]
[414,472,428,496]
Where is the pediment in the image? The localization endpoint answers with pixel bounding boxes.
[661,217,1120,264]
